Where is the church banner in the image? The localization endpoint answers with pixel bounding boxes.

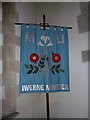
[20,24,70,93]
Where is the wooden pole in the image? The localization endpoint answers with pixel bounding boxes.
[46,93,50,120]
[43,15,50,120]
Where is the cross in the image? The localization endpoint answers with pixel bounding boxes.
[40,15,49,30]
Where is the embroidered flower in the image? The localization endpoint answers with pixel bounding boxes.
[37,35,53,47]
[41,35,50,43]
[30,53,39,63]
[52,53,61,63]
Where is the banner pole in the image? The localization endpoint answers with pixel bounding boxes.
[46,93,50,120]
[43,14,50,120]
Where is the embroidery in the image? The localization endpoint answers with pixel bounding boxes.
[56,34,64,44]
[25,52,64,75]
[30,53,39,63]
[25,54,48,74]
[46,84,69,91]
[25,32,34,42]
[52,53,61,63]
[25,32,29,42]
[37,35,53,47]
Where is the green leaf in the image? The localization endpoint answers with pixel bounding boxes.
[52,65,56,69]
[34,66,39,70]
[44,55,46,58]
[55,69,59,73]
[56,64,60,69]
[27,70,32,74]
[52,52,54,55]
[59,69,64,72]
[38,63,42,67]
[30,64,33,70]
[52,70,55,75]
[41,64,44,68]
[25,64,30,69]
[41,57,45,60]
[33,69,38,73]
[40,60,44,64]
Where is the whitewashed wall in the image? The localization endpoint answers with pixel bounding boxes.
[88,0,90,113]
[15,2,88,118]
[0,2,2,119]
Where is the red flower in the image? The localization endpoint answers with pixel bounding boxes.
[30,53,39,63]
[52,53,61,63]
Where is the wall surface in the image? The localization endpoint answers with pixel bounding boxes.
[15,2,88,118]
[88,31,90,119]
[1,0,90,2]
[0,2,2,119]
[88,3,90,119]
[2,2,20,118]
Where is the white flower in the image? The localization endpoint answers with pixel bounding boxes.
[37,35,53,47]
[47,41,53,47]
[37,41,44,46]
[41,35,50,43]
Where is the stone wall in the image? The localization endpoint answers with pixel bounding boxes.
[2,2,19,117]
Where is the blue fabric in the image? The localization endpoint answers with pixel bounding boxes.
[20,24,70,93]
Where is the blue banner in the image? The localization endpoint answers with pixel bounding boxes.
[20,24,70,93]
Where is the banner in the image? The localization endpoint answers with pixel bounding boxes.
[20,24,70,93]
